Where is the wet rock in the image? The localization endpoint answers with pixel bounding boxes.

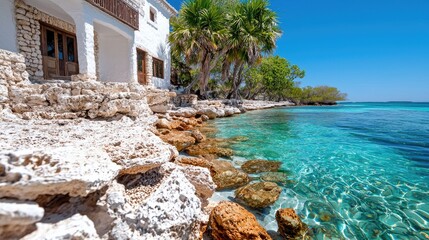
[235,182,282,208]
[211,160,249,190]
[159,130,196,151]
[241,159,282,174]
[276,208,308,239]
[186,140,233,158]
[175,156,212,169]
[260,172,288,184]
[209,201,272,240]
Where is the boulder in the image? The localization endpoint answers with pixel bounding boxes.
[130,169,204,239]
[159,130,196,151]
[241,159,282,174]
[235,182,282,208]
[186,140,233,158]
[276,208,308,239]
[209,201,272,240]
[197,107,218,119]
[211,160,249,190]
[0,148,120,200]
[156,118,172,129]
[175,156,212,169]
[22,214,100,240]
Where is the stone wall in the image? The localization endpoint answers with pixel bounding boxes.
[0,49,30,110]
[0,48,151,120]
[15,0,76,81]
[172,94,198,107]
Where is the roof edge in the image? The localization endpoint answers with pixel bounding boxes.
[155,0,178,16]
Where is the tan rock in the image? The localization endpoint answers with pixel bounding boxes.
[186,140,233,158]
[211,160,249,190]
[191,129,206,143]
[260,172,288,183]
[209,201,272,240]
[235,182,282,208]
[241,159,282,174]
[276,208,308,239]
[159,130,196,151]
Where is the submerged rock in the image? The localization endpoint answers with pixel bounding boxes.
[260,172,288,183]
[209,201,272,240]
[276,208,308,239]
[241,159,282,174]
[235,182,282,208]
[211,159,250,190]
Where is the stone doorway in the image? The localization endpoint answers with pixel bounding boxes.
[41,24,79,79]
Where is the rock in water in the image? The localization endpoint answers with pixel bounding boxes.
[235,182,282,208]
[241,159,282,174]
[210,159,250,190]
[260,172,288,184]
[209,201,272,240]
[276,208,308,239]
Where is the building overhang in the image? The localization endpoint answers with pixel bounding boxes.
[154,0,178,16]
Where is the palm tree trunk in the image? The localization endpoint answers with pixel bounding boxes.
[198,52,211,99]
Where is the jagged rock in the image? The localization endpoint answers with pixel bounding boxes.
[114,168,204,239]
[235,182,282,208]
[0,199,44,225]
[0,147,120,200]
[22,214,100,240]
[209,201,272,240]
[160,163,216,202]
[241,159,282,174]
[260,172,288,183]
[211,159,249,190]
[159,130,196,151]
[276,208,308,239]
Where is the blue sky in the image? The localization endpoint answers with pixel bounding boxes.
[168,0,429,102]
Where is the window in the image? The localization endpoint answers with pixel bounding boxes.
[153,58,164,79]
[149,8,156,22]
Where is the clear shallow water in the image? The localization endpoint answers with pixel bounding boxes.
[210,102,429,240]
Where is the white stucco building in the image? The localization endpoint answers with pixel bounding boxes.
[0,0,177,89]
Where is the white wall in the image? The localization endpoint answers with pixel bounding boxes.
[135,0,173,89]
[98,34,132,82]
[0,0,18,52]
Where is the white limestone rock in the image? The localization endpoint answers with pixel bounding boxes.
[22,214,100,240]
[135,169,204,240]
[0,147,120,200]
[168,107,197,118]
[0,199,44,226]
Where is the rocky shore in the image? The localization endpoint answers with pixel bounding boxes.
[0,49,308,239]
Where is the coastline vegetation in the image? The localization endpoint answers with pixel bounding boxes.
[169,0,346,104]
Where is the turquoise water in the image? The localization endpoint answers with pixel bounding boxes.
[211,102,429,239]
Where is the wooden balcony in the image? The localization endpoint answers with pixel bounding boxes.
[86,0,139,30]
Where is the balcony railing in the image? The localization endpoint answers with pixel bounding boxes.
[86,0,140,30]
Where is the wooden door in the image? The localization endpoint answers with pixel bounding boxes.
[41,24,78,79]
[137,49,147,85]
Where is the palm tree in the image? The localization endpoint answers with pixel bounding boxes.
[224,0,281,99]
[169,0,227,98]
